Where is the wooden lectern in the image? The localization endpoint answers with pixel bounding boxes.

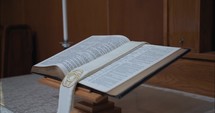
[39,77,121,113]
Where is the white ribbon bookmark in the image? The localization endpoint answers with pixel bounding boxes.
[57,69,84,113]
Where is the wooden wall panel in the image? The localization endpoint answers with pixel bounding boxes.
[0,0,164,62]
[0,0,25,25]
[24,0,63,61]
[68,0,109,44]
[167,0,214,53]
[0,0,63,62]
[109,0,163,44]
[168,0,200,52]
[0,0,2,24]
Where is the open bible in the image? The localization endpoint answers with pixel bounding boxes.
[31,35,189,97]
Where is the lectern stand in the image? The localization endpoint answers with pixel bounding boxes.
[39,77,121,113]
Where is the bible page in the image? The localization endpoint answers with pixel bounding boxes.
[34,35,129,75]
[79,45,180,92]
